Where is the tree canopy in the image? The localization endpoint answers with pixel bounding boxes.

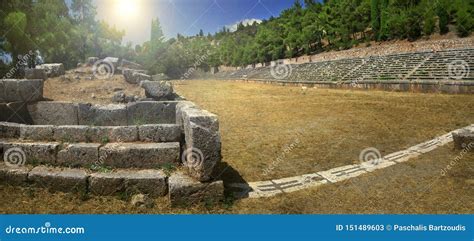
[1,0,472,78]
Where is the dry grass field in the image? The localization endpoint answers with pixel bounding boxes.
[173,80,473,182]
[2,78,472,214]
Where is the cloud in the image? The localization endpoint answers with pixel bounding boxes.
[226,18,262,32]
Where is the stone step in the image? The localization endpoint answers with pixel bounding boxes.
[0,140,180,169]
[0,164,167,197]
[0,164,224,205]
[0,122,181,143]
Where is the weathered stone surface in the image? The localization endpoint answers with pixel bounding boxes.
[452,129,474,151]
[19,125,54,141]
[53,125,92,142]
[36,63,65,77]
[91,126,138,142]
[123,69,148,84]
[112,91,137,104]
[0,102,33,124]
[57,143,100,167]
[133,72,151,83]
[78,104,127,126]
[99,143,179,168]
[3,142,59,165]
[127,101,178,125]
[0,163,30,186]
[0,79,44,102]
[28,166,88,193]
[103,57,120,67]
[140,80,174,100]
[0,122,24,138]
[177,102,222,181]
[89,169,168,197]
[168,172,224,207]
[138,124,181,142]
[27,102,78,125]
[24,68,48,81]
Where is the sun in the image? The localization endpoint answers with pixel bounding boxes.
[115,0,139,16]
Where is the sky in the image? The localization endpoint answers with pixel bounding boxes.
[90,0,298,45]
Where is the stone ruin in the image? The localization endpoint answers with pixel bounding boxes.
[0,77,224,206]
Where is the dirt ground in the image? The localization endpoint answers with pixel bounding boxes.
[43,71,143,104]
[2,78,472,214]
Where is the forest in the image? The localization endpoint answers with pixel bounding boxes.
[1,0,473,78]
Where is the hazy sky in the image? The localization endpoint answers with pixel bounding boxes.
[90,0,297,45]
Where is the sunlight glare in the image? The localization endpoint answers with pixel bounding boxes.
[116,0,139,17]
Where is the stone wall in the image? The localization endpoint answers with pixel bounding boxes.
[230,79,474,94]
[0,79,224,206]
[1,101,179,126]
[0,79,44,103]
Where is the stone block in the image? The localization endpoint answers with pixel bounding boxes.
[57,143,100,167]
[36,63,65,77]
[123,69,148,84]
[0,79,43,102]
[3,142,59,165]
[53,125,93,142]
[28,166,88,193]
[0,163,30,186]
[127,101,178,125]
[24,69,48,81]
[452,129,474,151]
[19,125,54,141]
[27,102,78,125]
[0,122,24,138]
[140,80,174,100]
[0,81,5,102]
[89,169,167,197]
[99,142,180,168]
[178,103,222,181]
[2,79,18,101]
[91,126,138,142]
[168,172,224,207]
[0,102,33,124]
[138,124,181,142]
[78,103,127,126]
[17,79,44,102]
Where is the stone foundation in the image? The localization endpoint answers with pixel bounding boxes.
[0,79,223,206]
